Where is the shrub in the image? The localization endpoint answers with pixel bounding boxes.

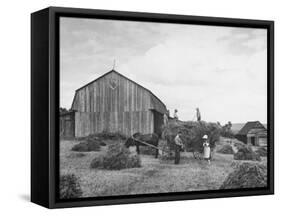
[90,143,141,170]
[72,137,102,152]
[217,144,234,154]
[60,174,83,199]
[220,162,267,189]
[255,147,267,157]
[234,145,261,161]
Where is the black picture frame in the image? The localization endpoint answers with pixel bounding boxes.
[31,6,274,209]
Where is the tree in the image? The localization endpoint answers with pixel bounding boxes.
[221,121,234,138]
[60,107,68,113]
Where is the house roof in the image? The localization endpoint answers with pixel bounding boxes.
[72,70,167,113]
[237,121,266,135]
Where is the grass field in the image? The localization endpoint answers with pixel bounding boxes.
[60,139,265,198]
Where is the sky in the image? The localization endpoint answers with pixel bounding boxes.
[60,17,267,124]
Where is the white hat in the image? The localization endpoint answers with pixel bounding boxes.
[202,135,208,139]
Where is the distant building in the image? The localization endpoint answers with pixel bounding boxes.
[60,70,167,138]
[235,121,267,146]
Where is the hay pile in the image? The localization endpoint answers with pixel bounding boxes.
[220,162,267,189]
[90,143,141,170]
[255,147,267,157]
[66,152,86,159]
[234,141,246,150]
[217,144,234,154]
[234,145,261,161]
[161,120,220,154]
[60,174,83,199]
[72,136,105,152]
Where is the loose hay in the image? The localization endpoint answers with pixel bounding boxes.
[217,144,234,154]
[220,162,267,189]
[66,152,87,158]
[161,121,220,154]
[234,142,246,150]
[255,147,267,157]
[72,137,102,152]
[90,143,141,170]
[60,174,83,199]
[234,145,261,161]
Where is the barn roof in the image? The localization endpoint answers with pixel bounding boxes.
[237,121,266,135]
[73,70,167,114]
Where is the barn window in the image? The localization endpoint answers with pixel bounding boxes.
[109,78,118,90]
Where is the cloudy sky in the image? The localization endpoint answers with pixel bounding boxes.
[60,17,267,124]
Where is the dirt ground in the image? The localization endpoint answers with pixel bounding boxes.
[60,138,266,198]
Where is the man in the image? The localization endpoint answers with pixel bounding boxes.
[174,131,184,164]
[174,109,179,120]
[196,107,201,121]
[163,112,169,126]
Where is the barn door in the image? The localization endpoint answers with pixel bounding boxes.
[153,111,164,136]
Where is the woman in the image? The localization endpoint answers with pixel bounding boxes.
[202,135,211,165]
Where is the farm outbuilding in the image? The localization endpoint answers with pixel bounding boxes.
[60,110,75,138]
[60,70,167,138]
[235,121,267,146]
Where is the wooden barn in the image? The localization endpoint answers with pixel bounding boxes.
[60,70,167,138]
[235,121,267,146]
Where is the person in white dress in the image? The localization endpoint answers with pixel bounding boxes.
[202,134,211,165]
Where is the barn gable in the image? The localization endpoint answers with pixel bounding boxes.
[69,70,167,137]
[71,70,166,114]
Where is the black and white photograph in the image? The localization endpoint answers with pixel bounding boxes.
[59,16,269,200]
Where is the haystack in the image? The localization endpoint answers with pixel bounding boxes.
[217,144,234,154]
[220,162,267,189]
[60,174,83,199]
[90,143,141,170]
[72,136,103,152]
[255,147,267,157]
[161,120,220,153]
[234,145,261,161]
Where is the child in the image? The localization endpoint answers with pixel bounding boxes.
[202,135,211,165]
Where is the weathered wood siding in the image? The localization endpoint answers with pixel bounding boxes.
[71,71,160,137]
[60,112,75,138]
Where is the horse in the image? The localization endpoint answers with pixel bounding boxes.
[124,133,159,158]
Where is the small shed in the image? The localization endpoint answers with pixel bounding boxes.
[236,121,267,146]
[60,110,76,138]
